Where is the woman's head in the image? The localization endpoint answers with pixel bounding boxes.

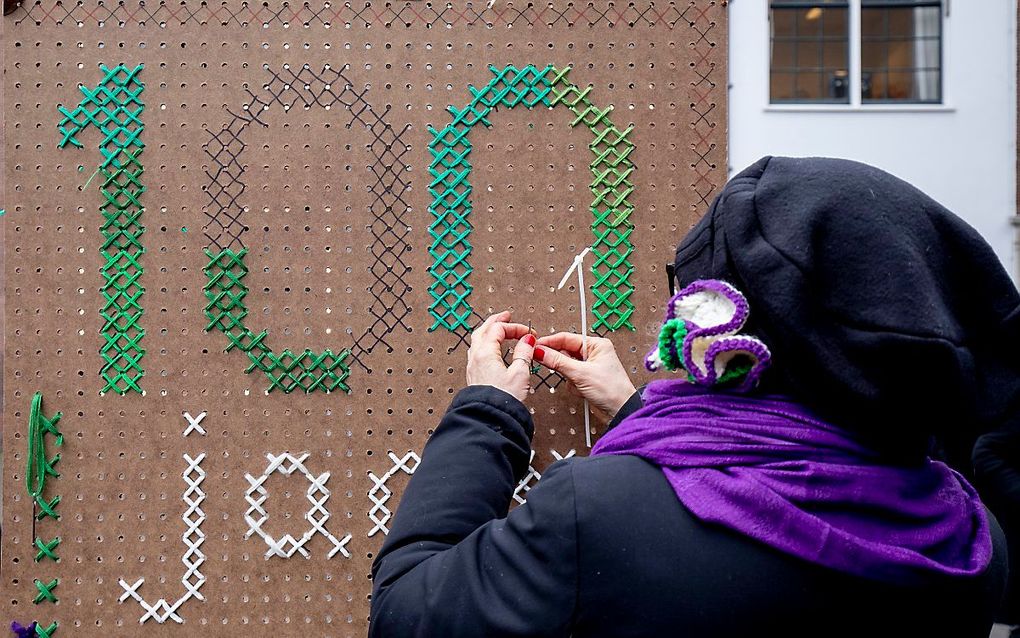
[674,156,1020,461]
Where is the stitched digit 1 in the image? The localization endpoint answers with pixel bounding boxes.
[57,63,147,395]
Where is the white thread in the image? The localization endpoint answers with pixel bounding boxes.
[183,411,207,437]
[367,450,421,537]
[512,450,541,504]
[551,449,577,462]
[119,453,207,624]
[558,247,593,448]
[244,452,352,559]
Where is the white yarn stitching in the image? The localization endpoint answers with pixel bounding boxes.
[551,449,577,462]
[244,452,352,559]
[557,247,594,448]
[119,452,207,624]
[513,450,541,504]
[514,450,577,505]
[183,411,206,437]
[367,450,421,537]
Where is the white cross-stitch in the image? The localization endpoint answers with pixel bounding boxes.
[367,450,421,537]
[244,452,352,559]
[119,452,207,624]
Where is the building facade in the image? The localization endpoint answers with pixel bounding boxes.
[729,0,1018,281]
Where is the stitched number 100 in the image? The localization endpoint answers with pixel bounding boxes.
[58,64,147,396]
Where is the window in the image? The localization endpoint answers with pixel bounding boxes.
[770,1,850,103]
[769,0,943,105]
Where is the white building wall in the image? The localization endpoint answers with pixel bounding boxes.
[728,0,1018,281]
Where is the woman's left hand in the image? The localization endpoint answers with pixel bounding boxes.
[466,311,537,403]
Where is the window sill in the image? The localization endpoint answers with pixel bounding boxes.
[764,104,955,113]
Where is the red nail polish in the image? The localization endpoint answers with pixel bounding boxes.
[533,347,545,362]
[523,334,536,347]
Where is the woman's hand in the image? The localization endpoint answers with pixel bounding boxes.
[534,333,637,422]
[466,311,537,403]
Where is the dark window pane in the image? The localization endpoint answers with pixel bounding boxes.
[795,72,825,99]
[772,40,796,68]
[861,38,888,68]
[770,4,850,103]
[796,40,822,68]
[886,71,915,99]
[773,8,796,34]
[861,4,941,103]
[823,41,847,68]
[825,6,847,34]
[770,72,797,100]
[861,0,940,5]
[796,8,824,36]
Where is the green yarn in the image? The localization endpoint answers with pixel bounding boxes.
[33,537,61,563]
[34,496,61,522]
[657,319,687,371]
[25,393,62,515]
[428,64,636,333]
[33,622,58,638]
[718,358,754,386]
[57,63,146,395]
[31,579,58,605]
[24,394,62,638]
[204,248,352,394]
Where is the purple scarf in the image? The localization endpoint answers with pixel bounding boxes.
[591,380,993,583]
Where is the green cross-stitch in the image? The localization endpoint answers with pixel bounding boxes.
[25,393,63,516]
[427,65,636,333]
[24,393,63,631]
[203,249,352,394]
[34,496,61,522]
[32,579,59,604]
[57,63,146,394]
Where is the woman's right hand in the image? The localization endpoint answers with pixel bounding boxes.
[533,333,637,422]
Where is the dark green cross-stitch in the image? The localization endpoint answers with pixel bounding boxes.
[204,248,352,394]
[25,393,62,519]
[57,63,146,395]
[32,579,59,605]
[33,537,61,563]
[427,64,636,333]
[25,393,63,628]
[34,621,58,638]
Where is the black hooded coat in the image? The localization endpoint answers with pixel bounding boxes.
[369,157,1011,637]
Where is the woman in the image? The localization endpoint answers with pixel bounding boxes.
[370,157,1015,637]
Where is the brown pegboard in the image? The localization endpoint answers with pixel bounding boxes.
[2,1,727,635]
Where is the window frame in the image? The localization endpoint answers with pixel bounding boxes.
[765,0,951,111]
[769,1,852,105]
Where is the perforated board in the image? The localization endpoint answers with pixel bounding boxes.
[1,2,727,635]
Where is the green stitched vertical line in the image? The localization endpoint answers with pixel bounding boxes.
[203,249,352,394]
[25,393,63,512]
[57,63,146,394]
[32,579,59,605]
[25,393,63,636]
[428,64,636,334]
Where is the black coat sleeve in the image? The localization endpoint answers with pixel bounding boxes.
[973,415,1020,515]
[369,385,578,638]
[605,389,644,431]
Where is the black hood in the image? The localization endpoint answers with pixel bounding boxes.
[674,156,1020,464]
